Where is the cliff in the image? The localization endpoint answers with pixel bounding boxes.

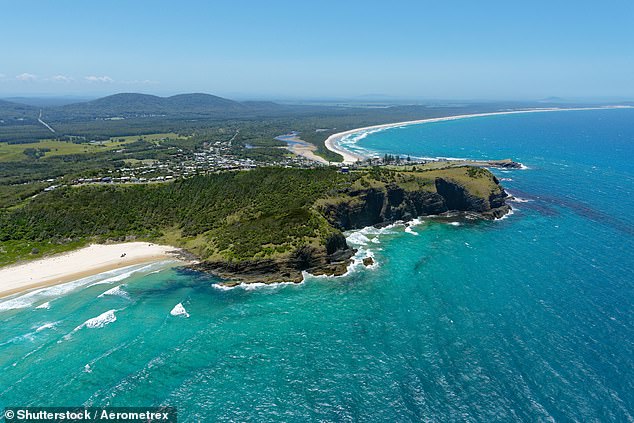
[320,167,509,231]
[200,166,510,285]
[194,234,355,284]
[2,166,510,284]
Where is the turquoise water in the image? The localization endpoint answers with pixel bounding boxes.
[1,109,633,421]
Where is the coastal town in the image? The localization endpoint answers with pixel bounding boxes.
[39,131,523,193]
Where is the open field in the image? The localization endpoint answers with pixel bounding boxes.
[0,132,186,162]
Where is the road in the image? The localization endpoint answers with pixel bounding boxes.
[38,110,56,133]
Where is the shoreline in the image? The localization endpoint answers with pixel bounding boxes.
[324,106,633,164]
[276,133,329,164]
[0,242,186,299]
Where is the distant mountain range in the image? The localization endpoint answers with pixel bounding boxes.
[0,93,292,122]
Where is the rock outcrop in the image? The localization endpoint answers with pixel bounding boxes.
[321,177,509,231]
[194,241,355,284]
[196,168,511,285]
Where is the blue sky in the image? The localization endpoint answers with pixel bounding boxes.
[1,0,633,100]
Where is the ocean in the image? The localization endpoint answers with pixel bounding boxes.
[1,108,633,421]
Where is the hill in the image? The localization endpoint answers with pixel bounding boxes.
[0,99,38,121]
[0,92,294,124]
[0,166,510,283]
[55,92,285,120]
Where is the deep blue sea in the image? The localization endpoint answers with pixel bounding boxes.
[1,109,633,421]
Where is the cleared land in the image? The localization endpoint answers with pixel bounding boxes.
[0,132,185,162]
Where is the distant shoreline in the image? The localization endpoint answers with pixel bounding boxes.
[275,133,329,164]
[0,242,186,299]
[325,106,633,164]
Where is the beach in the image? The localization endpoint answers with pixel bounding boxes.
[0,242,183,298]
[277,133,330,164]
[324,106,633,164]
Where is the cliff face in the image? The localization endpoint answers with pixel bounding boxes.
[196,168,511,285]
[321,185,444,230]
[193,233,355,284]
[321,177,510,231]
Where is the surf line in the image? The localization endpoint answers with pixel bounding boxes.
[325,106,633,164]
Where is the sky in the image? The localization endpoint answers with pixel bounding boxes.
[1,0,633,100]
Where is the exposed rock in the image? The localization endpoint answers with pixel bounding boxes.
[435,177,488,212]
[194,168,510,284]
[321,177,509,232]
[321,188,446,231]
[192,244,356,284]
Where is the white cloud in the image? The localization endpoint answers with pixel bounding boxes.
[51,74,73,82]
[16,73,37,81]
[84,75,114,83]
[121,79,158,85]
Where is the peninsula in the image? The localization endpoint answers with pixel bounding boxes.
[0,166,510,290]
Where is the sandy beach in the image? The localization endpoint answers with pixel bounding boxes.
[325,106,632,164]
[278,134,330,164]
[0,242,184,298]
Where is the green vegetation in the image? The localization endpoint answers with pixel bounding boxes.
[0,94,514,271]
[0,166,503,267]
[0,239,88,267]
[0,168,350,264]
[0,132,185,162]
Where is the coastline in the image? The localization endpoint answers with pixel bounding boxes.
[324,106,633,164]
[276,133,329,164]
[0,242,186,299]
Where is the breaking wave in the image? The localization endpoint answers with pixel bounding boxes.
[98,285,130,299]
[170,303,190,317]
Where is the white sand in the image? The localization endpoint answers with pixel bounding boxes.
[0,242,182,298]
[325,106,633,164]
[283,135,329,164]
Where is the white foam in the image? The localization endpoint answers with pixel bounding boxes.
[509,196,532,203]
[35,322,58,332]
[495,207,515,221]
[98,285,130,299]
[0,332,37,347]
[321,245,380,278]
[405,226,419,235]
[448,222,461,226]
[35,301,51,309]
[84,309,117,328]
[409,217,425,226]
[0,261,170,311]
[329,107,630,164]
[345,222,401,248]
[212,280,304,291]
[0,277,94,311]
[87,262,164,287]
[346,231,371,246]
[63,310,118,340]
[170,303,190,317]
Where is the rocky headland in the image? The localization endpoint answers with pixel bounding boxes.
[198,166,511,285]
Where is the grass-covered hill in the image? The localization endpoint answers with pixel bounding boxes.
[0,166,509,282]
[58,93,259,118]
